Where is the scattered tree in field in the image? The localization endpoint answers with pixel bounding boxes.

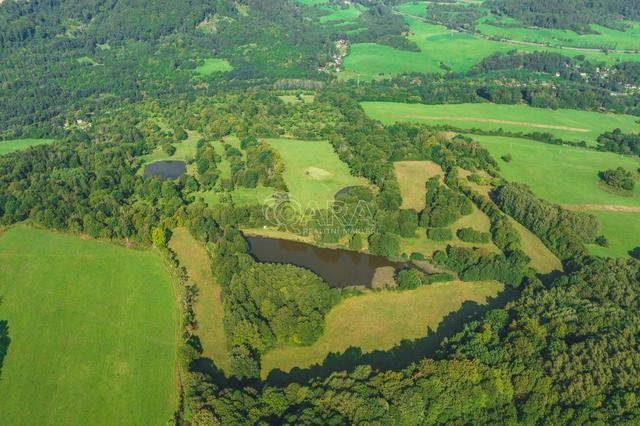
[395,268,425,290]
[427,227,453,241]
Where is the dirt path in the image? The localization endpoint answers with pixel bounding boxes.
[562,204,640,212]
[388,114,591,132]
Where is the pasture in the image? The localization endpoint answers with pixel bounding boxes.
[140,130,201,165]
[319,4,362,23]
[361,101,640,145]
[264,138,367,207]
[261,280,503,377]
[342,14,640,80]
[587,212,640,259]
[169,228,229,372]
[0,226,178,424]
[0,138,54,156]
[471,135,640,207]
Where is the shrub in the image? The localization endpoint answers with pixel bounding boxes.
[457,227,491,244]
[599,167,635,191]
[427,227,453,241]
[501,153,512,163]
[395,268,425,290]
[424,272,455,284]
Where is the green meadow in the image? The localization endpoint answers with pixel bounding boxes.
[0,226,178,425]
[342,14,640,80]
[588,212,640,258]
[264,138,367,206]
[140,130,201,165]
[319,4,362,23]
[0,139,54,156]
[472,135,640,207]
[361,101,640,145]
[194,58,233,75]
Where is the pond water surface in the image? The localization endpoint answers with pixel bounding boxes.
[246,235,404,288]
[143,160,186,179]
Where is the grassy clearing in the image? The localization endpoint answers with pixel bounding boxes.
[264,138,367,206]
[320,4,362,23]
[587,212,640,258]
[194,58,233,75]
[394,160,444,211]
[472,135,640,207]
[140,130,201,166]
[343,15,640,80]
[0,226,177,424]
[401,205,500,257]
[508,217,562,273]
[362,102,640,145]
[278,94,316,104]
[261,280,503,377]
[169,228,229,372]
[0,138,54,156]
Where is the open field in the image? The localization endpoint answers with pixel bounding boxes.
[0,226,177,424]
[472,135,640,207]
[264,138,368,206]
[508,217,563,273]
[261,280,503,377]
[0,138,54,156]
[169,228,229,372]
[394,160,444,211]
[342,15,640,80]
[587,212,640,258]
[361,102,640,145]
[194,58,233,75]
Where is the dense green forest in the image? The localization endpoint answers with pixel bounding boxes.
[1,0,639,423]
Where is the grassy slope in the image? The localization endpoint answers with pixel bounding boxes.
[261,280,503,377]
[0,226,177,424]
[169,228,230,372]
[587,211,640,258]
[508,217,563,273]
[472,135,640,206]
[342,12,640,79]
[264,138,367,206]
[0,139,54,156]
[361,102,640,145]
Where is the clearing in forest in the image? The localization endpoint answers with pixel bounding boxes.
[394,160,444,211]
[261,280,503,377]
[0,226,178,425]
[0,138,54,156]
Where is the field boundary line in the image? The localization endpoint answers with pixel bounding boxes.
[386,114,591,132]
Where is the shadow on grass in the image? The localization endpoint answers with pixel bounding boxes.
[264,285,522,387]
[0,320,10,381]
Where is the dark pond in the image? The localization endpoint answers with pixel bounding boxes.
[143,160,186,179]
[246,236,404,288]
[334,185,363,198]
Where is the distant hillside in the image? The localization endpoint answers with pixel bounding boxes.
[485,0,640,32]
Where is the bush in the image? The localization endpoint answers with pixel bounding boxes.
[368,233,401,258]
[410,252,426,261]
[595,235,609,247]
[349,233,363,251]
[427,227,453,241]
[599,167,635,191]
[395,268,425,290]
[424,272,455,284]
[161,143,176,156]
[501,153,512,163]
[457,227,491,244]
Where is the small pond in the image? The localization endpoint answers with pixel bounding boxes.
[246,235,406,288]
[143,160,186,179]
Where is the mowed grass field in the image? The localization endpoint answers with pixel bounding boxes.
[341,14,640,80]
[140,130,201,166]
[0,226,178,424]
[472,135,640,207]
[169,228,229,372]
[587,212,640,258]
[264,138,368,206]
[362,102,640,145]
[261,280,503,377]
[0,138,54,156]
